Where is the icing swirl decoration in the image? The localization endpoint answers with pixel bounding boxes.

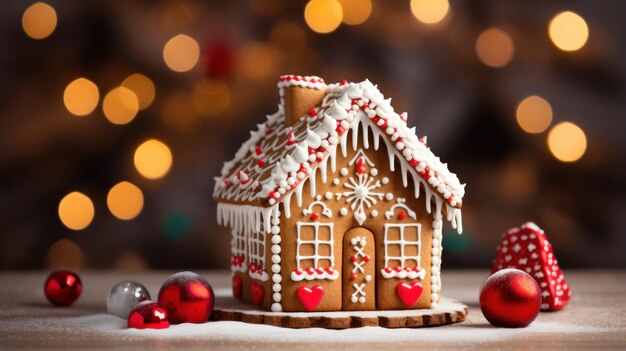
[335,152,384,225]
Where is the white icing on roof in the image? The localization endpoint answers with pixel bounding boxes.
[213,77,465,211]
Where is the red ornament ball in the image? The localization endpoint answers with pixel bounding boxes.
[157,271,214,324]
[480,269,542,328]
[128,301,170,329]
[44,270,82,306]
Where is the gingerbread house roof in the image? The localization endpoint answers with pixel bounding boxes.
[213,75,465,234]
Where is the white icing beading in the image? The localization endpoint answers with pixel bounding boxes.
[269,206,282,312]
[430,197,444,308]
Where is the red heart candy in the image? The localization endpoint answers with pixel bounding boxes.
[297,285,324,311]
[251,282,264,305]
[232,275,242,299]
[396,282,423,307]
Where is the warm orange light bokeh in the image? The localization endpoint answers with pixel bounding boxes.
[58,192,95,230]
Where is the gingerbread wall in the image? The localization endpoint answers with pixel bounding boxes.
[277,130,435,312]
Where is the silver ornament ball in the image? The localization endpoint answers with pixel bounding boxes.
[107,280,151,319]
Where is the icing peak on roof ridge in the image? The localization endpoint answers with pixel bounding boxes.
[278,75,325,89]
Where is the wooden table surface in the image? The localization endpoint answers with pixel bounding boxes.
[0,270,624,350]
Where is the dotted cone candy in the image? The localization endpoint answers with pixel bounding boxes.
[492,222,571,311]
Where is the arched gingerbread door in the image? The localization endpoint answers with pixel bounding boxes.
[342,227,376,311]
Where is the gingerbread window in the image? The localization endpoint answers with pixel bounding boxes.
[291,222,339,281]
[248,231,269,281]
[230,229,247,273]
[381,223,425,279]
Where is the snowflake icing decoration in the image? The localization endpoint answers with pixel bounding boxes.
[336,152,384,225]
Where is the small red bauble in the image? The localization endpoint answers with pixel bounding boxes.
[157,272,214,324]
[480,269,542,328]
[44,270,82,306]
[128,301,170,329]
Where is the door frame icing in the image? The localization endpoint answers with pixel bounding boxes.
[342,227,376,311]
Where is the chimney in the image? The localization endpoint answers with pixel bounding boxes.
[279,75,326,126]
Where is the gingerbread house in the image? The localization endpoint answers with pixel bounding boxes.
[214,75,465,312]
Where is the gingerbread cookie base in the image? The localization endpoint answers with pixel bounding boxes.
[211,295,468,329]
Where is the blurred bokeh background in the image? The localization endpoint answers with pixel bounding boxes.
[1,0,625,271]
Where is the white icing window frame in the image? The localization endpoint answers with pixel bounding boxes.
[381,223,426,280]
[248,231,269,281]
[230,229,247,273]
[291,222,339,281]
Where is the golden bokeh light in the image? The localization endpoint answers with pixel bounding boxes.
[58,192,95,231]
[63,78,100,117]
[516,95,553,134]
[339,0,372,25]
[134,139,173,179]
[163,34,200,72]
[121,73,156,110]
[239,42,276,79]
[549,11,589,52]
[102,87,139,125]
[304,0,343,34]
[46,239,85,270]
[22,2,57,39]
[192,79,231,116]
[476,28,515,68]
[547,122,587,162]
[107,181,144,220]
[410,0,449,25]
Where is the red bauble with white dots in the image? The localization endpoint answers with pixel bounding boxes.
[44,270,82,306]
[157,272,214,324]
[127,301,170,329]
[480,269,542,328]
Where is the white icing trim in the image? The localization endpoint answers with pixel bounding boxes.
[381,267,426,279]
[248,230,268,282]
[291,268,339,281]
[302,200,333,218]
[292,222,337,281]
[384,198,417,220]
[217,203,274,236]
[381,223,423,280]
[230,229,247,273]
[249,268,269,281]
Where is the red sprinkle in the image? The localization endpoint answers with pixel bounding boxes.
[311,213,319,221]
[257,159,265,168]
[308,108,317,117]
[398,211,407,220]
[350,273,356,281]
[340,79,348,86]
